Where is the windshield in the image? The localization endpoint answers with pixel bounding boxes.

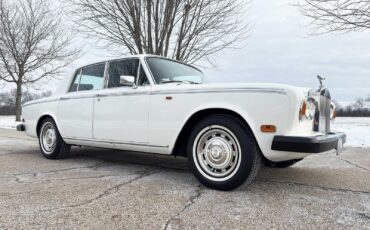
[146,57,205,84]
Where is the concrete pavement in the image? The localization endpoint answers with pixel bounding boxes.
[0,128,369,229]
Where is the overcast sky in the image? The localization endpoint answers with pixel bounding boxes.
[202,0,370,103]
[2,0,370,103]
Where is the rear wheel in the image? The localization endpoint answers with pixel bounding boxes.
[38,118,70,159]
[187,114,261,190]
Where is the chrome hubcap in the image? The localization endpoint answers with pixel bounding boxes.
[194,125,241,180]
[41,123,57,154]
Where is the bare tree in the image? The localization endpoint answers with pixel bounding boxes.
[0,89,53,115]
[0,0,79,121]
[354,98,365,110]
[298,0,370,34]
[67,0,250,65]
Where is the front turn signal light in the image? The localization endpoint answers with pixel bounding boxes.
[261,125,276,133]
[300,101,307,118]
[332,110,337,120]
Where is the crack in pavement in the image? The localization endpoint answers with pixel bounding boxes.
[0,150,39,156]
[39,169,159,213]
[0,135,35,141]
[318,152,370,172]
[2,162,104,178]
[334,156,370,172]
[162,184,203,230]
[1,163,106,184]
[10,174,127,184]
[257,179,370,195]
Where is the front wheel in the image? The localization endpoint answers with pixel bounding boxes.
[187,115,261,191]
[38,118,70,159]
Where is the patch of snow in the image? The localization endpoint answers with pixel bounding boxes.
[0,116,21,129]
[332,117,370,148]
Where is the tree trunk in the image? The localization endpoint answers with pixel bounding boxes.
[15,81,22,122]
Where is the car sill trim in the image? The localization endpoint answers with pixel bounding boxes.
[64,137,169,148]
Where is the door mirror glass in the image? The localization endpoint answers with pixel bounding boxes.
[120,75,135,86]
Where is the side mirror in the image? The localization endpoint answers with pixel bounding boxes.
[120,75,135,87]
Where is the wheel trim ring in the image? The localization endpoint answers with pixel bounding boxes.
[40,122,57,154]
[193,125,242,182]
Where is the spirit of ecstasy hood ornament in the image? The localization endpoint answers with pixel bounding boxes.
[317,75,325,88]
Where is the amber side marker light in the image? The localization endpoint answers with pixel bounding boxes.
[261,125,276,133]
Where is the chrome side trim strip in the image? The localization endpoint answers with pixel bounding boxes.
[23,98,61,107]
[60,95,96,100]
[96,90,151,98]
[23,87,286,107]
[64,137,169,148]
[151,88,287,95]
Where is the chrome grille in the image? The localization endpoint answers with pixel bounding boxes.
[308,88,331,134]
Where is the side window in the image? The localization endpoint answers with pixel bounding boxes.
[108,59,139,88]
[138,65,150,86]
[79,63,106,91]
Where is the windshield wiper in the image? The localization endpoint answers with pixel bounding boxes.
[160,80,200,85]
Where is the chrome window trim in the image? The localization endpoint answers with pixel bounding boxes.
[103,61,109,89]
[133,61,141,89]
[68,69,81,93]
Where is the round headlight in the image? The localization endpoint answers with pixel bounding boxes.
[300,98,316,120]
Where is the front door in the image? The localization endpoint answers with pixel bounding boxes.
[93,59,151,144]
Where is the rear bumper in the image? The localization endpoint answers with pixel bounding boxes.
[271,132,346,153]
[16,124,25,132]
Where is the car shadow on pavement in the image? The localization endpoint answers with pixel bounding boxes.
[69,146,190,171]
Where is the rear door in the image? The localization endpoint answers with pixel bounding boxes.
[57,62,106,139]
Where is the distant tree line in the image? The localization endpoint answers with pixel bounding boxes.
[0,89,52,115]
[334,96,370,117]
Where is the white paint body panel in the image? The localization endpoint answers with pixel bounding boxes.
[92,86,151,143]
[22,55,319,162]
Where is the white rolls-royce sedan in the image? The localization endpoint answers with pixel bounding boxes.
[17,55,346,190]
